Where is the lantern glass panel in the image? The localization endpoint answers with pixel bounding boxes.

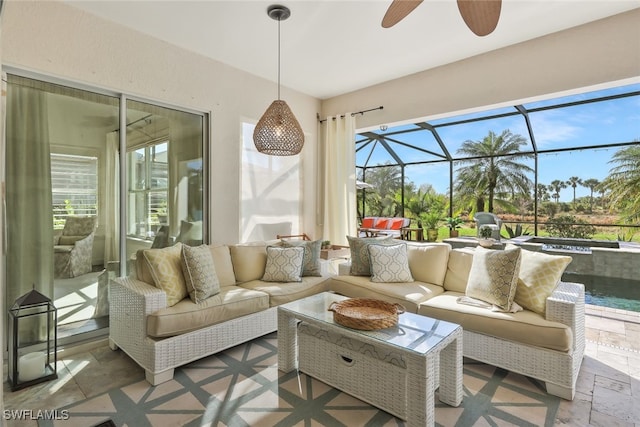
[8,290,58,391]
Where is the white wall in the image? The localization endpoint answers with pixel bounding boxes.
[321,9,640,131]
[1,0,322,244]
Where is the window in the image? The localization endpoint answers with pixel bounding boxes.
[240,122,302,241]
[51,153,98,229]
[127,141,169,239]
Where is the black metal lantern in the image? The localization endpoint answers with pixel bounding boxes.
[8,287,58,391]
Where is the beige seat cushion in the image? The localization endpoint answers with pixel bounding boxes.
[328,275,444,313]
[418,292,572,352]
[239,276,330,307]
[147,286,269,338]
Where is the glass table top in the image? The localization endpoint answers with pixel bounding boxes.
[279,292,460,355]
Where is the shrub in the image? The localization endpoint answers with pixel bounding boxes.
[544,215,596,239]
[502,223,531,238]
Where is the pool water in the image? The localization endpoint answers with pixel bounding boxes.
[563,273,640,313]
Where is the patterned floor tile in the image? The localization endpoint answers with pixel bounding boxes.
[34,332,564,427]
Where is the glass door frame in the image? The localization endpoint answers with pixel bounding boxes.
[3,66,210,332]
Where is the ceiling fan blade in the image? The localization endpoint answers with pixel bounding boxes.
[457,0,502,36]
[382,0,424,28]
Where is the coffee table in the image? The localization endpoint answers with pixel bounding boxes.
[278,292,462,427]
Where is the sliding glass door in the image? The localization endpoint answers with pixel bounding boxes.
[4,74,207,340]
[124,100,205,275]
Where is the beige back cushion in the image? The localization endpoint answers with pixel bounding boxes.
[136,249,155,285]
[406,243,450,287]
[443,247,476,293]
[229,243,268,283]
[208,243,237,287]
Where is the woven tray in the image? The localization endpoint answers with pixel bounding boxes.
[328,298,405,330]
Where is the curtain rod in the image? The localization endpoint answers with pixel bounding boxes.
[318,106,383,123]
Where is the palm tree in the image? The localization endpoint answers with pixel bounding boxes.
[582,178,600,213]
[454,130,533,213]
[565,176,583,209]
[360,163,402,216]
[596,181,607,210]
[549,180,567,204]
[604,145,640,222]
[405,185,442,227]
[365,163,402,197]
[536,183,550,205]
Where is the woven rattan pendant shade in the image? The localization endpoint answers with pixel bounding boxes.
[253,5,304,156]
[254,100,304,156]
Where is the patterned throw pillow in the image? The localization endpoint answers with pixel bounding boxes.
[508,244,572,315]
[280,239,322,276]
[466,246,522,311]
[142,243,187,307]
[181,244,221,303]
[262,246,305,282]
[368,243,414,283]
[346,235,396,276]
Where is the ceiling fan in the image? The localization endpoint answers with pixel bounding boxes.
[382,0,502,37]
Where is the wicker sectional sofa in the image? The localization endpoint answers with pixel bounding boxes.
[328,241,585,400]
[109,240,330,385]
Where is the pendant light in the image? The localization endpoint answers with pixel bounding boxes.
[253,4,304,156]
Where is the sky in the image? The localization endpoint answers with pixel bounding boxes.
[356,83,640,203]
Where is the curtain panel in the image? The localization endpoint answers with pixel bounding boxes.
[5,79,54,328]
[320,114,357,246]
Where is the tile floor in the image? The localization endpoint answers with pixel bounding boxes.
[3,304,639,427]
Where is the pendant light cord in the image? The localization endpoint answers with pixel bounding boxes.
[277,14,281,101]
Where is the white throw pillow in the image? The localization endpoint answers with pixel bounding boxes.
[466,246,522,311]
[262,246,305,282]
[368,243,414,283]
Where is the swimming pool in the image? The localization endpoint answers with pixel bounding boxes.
[511,236,640,281]
[563,273,640,313]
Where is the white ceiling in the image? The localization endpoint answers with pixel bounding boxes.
[64,0,640,100]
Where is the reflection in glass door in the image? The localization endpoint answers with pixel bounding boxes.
[4,74,207,343]
[124,100,205,276]
[5,75,120,342]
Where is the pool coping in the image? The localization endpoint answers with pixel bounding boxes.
[586,303,640,324]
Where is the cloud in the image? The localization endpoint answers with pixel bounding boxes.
[530,110,582,147]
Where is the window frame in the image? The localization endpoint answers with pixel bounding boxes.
[50,146,99,230]
[126,140,169,240]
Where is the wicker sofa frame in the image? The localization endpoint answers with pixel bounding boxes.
[459,281,585,400]
[109,277,278,385]
[331,253,585,400]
